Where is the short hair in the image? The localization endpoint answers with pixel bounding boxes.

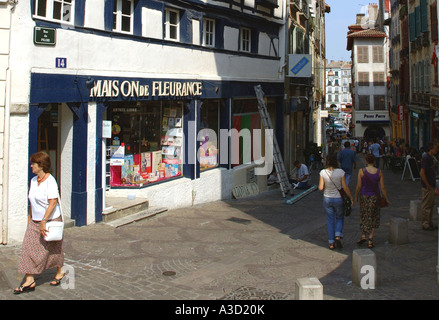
[365,153,376,165]
[294,160,300,166]
[30,152,51,173]
[325,153,339,168]
[344,141,350,148]
[425,141,439,152]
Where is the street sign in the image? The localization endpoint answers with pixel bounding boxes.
[288,54,312,77]
[34,27,56,46]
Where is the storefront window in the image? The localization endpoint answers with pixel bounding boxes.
[199,100,219,171]
[232,99,276,167]
[107,101,183,187]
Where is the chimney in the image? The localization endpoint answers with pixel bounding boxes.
[356,13,365,24]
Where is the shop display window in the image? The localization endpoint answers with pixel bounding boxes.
[199,100,219,171]
[107,101,183,187]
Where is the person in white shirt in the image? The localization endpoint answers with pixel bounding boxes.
[291,160,309,189]
[14,152,65,294]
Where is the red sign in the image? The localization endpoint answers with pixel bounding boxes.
[398,105,405,121]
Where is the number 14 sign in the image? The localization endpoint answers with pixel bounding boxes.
[55,57,67,68]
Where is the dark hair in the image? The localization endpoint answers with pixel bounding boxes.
[325,153,339,168]
[294,160,300,166]
[30,152,51,173]
[365,153,376,165]
[344,141,350,148]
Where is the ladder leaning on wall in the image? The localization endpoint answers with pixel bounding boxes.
[254,84,292,198]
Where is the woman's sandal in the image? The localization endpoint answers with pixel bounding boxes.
[335,237,343,249]
[50,274,66,286]
[329,243,335,250]
[368,239,375,248]
[13,281,36,294]
[357,236,367,245]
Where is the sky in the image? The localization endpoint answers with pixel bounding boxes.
[325,0,373,62]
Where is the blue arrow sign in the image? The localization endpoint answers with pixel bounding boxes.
[291,56,310,75]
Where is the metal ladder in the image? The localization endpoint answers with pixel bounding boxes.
[254,85,292,197]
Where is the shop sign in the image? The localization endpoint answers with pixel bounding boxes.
[89,80,203,99]
[355,111,389,122]
[398,105,405,121]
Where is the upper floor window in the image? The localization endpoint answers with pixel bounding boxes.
[357,46,368,63]
[240,27,251,53]
[113,0,133,33]
[372,46,384,63]
[203,18,215,47]
[33,0,74,23]
[165,8,180,41]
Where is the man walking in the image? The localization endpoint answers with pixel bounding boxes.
[420,141,439,231]
[338,141,356,186]
[369,138,381,168]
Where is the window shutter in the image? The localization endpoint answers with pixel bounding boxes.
[420,0,428,33]
[409,12,415,41]
[415,6,421,38]
[431,3,438,42]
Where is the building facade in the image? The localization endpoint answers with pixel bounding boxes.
[0,0,287,243]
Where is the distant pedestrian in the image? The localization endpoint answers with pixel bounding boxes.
[419,142,439,231]
[338,141,356,186]
[354,154,390,249]
[369,138,381,168]
[291,160,309,189]
[319,153,353,250]
[14,152,65,294]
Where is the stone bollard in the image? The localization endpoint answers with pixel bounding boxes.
[389,217,409,245]
[409,200,422,221]
[352,249,376,289]
[295,277,323,300]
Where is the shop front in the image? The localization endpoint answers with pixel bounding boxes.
[353,111,390,141]
[29,73,283,226]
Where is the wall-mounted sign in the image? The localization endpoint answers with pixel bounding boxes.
[34,27,56,46]
[288,54,312,77]
[55,57,67,68]
[355,111,390,122]
[102,120,112,138]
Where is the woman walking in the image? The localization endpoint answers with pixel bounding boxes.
[319,153,353,250]
[354,154,390,248]
[14,152,65,294]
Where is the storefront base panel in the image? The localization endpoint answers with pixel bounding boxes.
[105,167,235,210]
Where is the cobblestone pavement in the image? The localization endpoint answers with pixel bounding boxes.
[1,154,438,303]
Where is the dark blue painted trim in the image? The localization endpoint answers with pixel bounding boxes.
[70,103,88,226]
[74,0,86,27]
[28,104,48,182]
[94,103,108,223]
[104,0,113,31]
[183,100,196,180]
[218,98,231,169]
[30,73,284,104]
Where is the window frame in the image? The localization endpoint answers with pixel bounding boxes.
[164,8,180,41]
[113,0,134,34]
[240,27,251,53]
[372,46,384,63]
[33,0,75,24]
[357,46,368,63]
[203,18,216,47]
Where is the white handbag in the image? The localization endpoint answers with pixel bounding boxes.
[44,198,64,242]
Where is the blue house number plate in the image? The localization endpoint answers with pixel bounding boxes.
[55,57,67,68]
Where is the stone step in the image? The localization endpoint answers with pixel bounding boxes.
[102,197,150,223]
[106,207,168,228]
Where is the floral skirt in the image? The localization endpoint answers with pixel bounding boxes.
[359,194,381,234]
[17,217,64,275]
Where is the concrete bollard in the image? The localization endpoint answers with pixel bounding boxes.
[352,249,377,289]
[295,277,323,300]
[409,200,422,221]
[389,217,409,245]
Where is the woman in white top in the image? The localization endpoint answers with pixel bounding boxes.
[319,153,353,250]
[14,152,65,294]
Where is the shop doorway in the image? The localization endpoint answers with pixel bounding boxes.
[37,104,60,182]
